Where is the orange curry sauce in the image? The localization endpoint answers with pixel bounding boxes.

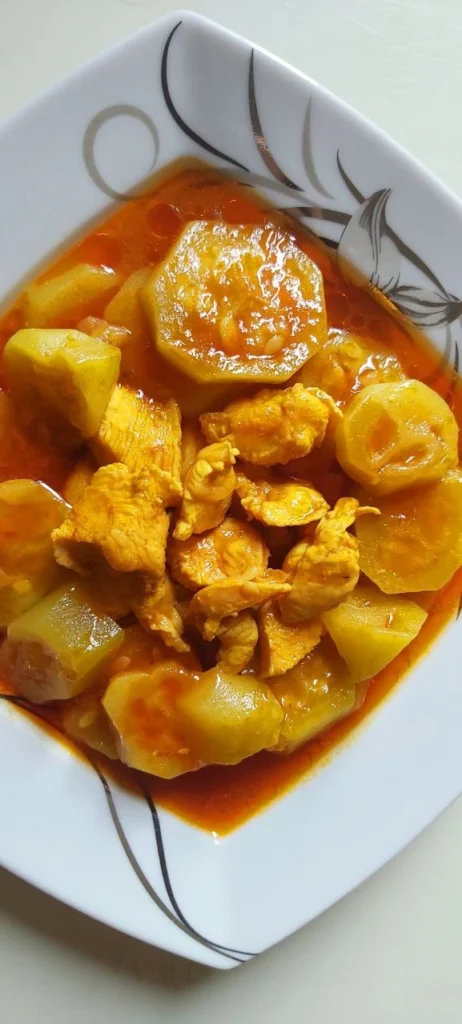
[1,165,461,835]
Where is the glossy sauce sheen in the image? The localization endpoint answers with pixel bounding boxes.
[0,166,461,835]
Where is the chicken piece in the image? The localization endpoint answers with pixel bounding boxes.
[279,498,380,623]
[200,384,337,466]
[93,385,182,505]
[131,574,189,653]
[63,456,96,505]
[181,421,205,478]
[216,612,259,673]
[52,463,170,578]
[259,601,324,676]
[190,569,291,641]
[236,470,329,527]
[168,517,269,592]
[259,525,295,568]
[173,440,238,541]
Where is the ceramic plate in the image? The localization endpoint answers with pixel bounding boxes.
[1,10,461,969]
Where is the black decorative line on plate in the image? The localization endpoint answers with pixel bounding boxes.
[281,205,349,225]
[161,22,249,174]
[0,693,252,964]
[143,787,255,960]
[83,105,159,202]
[248,50,302,192]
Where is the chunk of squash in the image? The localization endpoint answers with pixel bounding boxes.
[3,328,120,447]
[175,667,283,765]
[269,638,356,753]
[102,661,203,778]
[60,690,118,760]
[336,380,458,495]
[24,264,122,327]
[0,479,67,626]
[0,582,124,703]
[142,221,326,383]
[322,585,427,681]
[104,266,152,338]
[355,469,462,592]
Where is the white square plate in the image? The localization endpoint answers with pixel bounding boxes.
[1,10,461,968]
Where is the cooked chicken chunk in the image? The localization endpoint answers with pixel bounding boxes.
[168,517,269,592]
[236,470,329,527]
[216,612,259,673]
[52,463,170,578]
[131,574,189,653]
[173,440,238,541]
[259,601,324,676]
[190,569,291,641]
[200,384,337,466]
[181,421,205,479]
[279,497,379,623]
[93,385,182,505]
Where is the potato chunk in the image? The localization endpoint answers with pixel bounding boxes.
[168,517,268,591]
[176,668,283,764]
[200,384,335,466]
[336,380,458,495]
[60,690,119,759]
[143,221,326,383]
[23,264,122,327]
[173,440,238,540]
[236,470,329,527]
[104,266,152,337]
[269,638,357,753]
[53,464,170,578]
[259,601,324,677]
[216,612,259,673]
[3,328,120,447]
[356,469,462,592]
[322,585,427,682]
[0,582,123,703]
[93,385,182,504]
[102,662,203,777]
[190,569,291,640]
[279,498,379,622]
[0,479,67,626]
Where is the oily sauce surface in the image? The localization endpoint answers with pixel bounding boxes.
[1,166,461,835]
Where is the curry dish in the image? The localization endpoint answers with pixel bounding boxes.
[0,166,461,833]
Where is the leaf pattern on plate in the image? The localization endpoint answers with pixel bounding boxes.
[389,285,462,328]
[337,189,401,293]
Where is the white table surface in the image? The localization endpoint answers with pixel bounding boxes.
[1,0,462,1019]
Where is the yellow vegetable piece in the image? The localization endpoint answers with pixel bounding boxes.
[173,440,237,540]
[3,328,120,447]
[102,661,203,778]
[168,517,268,592]
[322,585,427,681]
[142,220,326,383]
[60,690,119,760]
[0,479,67,626]
[356,469,462,592]
[104,266,152,338]
[259,601,324,677]
[0,582,123,703]
[270,638,357,753]
[175,667,283,765]
[23,264,122,327]
[93,385,182,504]
[236,470,329,527]
[77,316,131,348]
[336,380,458,495]
[201,384,335,467]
